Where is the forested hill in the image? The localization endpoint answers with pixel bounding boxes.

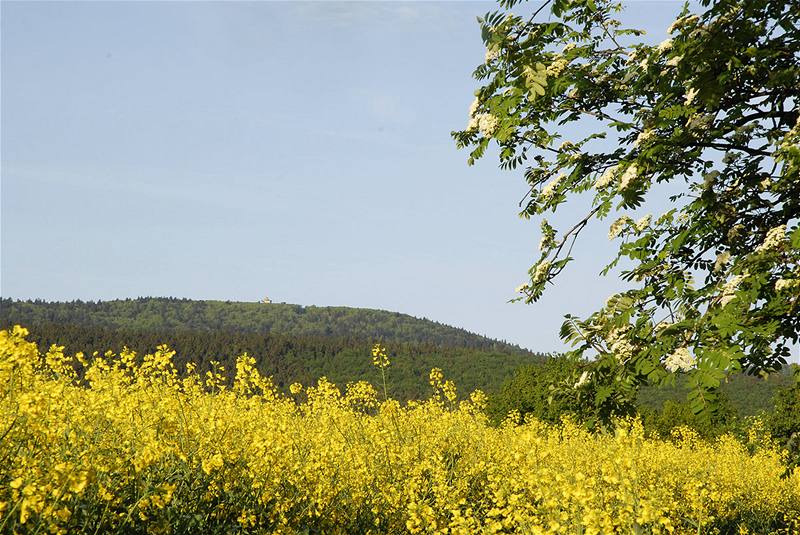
[0,297,524,351]
[0,298,545,398]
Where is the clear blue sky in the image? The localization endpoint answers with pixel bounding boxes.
[2,1,687,352]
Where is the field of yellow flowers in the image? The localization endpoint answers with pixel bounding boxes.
[1,326,799,534]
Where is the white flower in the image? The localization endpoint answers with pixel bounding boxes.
[468,97,480,118]
[515,282,529,293]
[775,279,799,292]
[666,55,683,67]
[533,261,551,283]
[635,215,651,232]
[713,251,731,273]
[685,87,699,105]
[608,216,631,240]
[477,113,500,137]
[595,165,618,189]
[546,58,569,77]
[611,338,636,363]
[466,98,481,131]
[540,174,563,199]
[618,164,638,191]
[558,140,575,152]
[633,130,654,147]
[484,46,500,63]
[668,15,699,34]
[574,370,591,388]
[720,274,745,306]
[664,347,695,372]
[656,39,673,54]
[538,234,555,251]
[755,225,786,253]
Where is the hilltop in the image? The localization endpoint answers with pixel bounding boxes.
[0,297,545,398]
[0,297,525,351]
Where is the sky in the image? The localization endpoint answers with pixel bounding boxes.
[2,1,691,353]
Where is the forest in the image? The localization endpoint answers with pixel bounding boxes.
[1,297,791,422]
[0,298,546,399]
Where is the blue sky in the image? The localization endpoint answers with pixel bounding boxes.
[2,1,688,352]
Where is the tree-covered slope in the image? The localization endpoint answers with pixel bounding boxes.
[0,297,524,351]
[0,298,546,399]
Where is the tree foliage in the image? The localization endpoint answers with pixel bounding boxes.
[454,0,800,417]
[486,354,623,425]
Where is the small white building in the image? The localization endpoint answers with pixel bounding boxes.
[261,296,272,304]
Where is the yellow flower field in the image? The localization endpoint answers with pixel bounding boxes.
[1,326,799,534]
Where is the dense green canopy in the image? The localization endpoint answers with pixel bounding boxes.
[454,0,799,419]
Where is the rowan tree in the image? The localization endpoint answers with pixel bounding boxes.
[454,0,800,418]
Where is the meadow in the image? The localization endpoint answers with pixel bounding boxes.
[2,326,799,534]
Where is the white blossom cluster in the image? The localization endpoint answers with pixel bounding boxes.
[655,321,672,332]
[574,370,591,388]
[477,113,500,137]
[634,130,654,147]
[540,173,564,199]
[594,165,618,189]
[532,260,551,283]
[618,164,638,190]
[755,225,786,253]
[685,87,699,105]
[466,98,480,131]
[667,14,699,34]
[608,216,632,240]
[720,273,746,306]
[713,251,731,273]
[775,278,800,292]
[484,46,500,63]
[664,347,695,372]
[666,55,682,67]
[635,215,651,232]
[546,57,569,77]
[606,328,636,363]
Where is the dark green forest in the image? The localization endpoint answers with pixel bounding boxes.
[0,297,526,350]
[0,297,791,415]
[0,298,545,398]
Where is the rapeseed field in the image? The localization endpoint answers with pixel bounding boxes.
[1,326,798,534]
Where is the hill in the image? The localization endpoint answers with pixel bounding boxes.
[0,297,546,398]
[0,297,524,350]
